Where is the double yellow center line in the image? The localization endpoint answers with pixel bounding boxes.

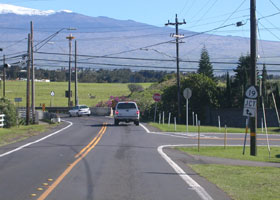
[37,123,107,200]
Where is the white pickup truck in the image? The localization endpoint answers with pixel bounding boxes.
[114,101,140,126]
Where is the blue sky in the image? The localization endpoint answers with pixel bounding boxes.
[1,0,280,41]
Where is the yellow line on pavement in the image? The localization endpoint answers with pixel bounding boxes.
[37,123,107,200]
[75,125,105,158]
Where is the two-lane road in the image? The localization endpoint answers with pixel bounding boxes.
[0,116,279,200]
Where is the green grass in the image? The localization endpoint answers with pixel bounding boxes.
[2,81,152,107]
[189,164,280,200]
[0,123,57,146]
[176,146,280,163]
[149,122,280,134]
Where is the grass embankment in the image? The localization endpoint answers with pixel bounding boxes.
[177,146,280,200]
[149,122,280,134]
[2,81,152,107]
[0,123,57,147]
[176,146,280,163]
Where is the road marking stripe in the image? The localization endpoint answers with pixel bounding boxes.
[140,124,280,141]
[0,120,73,158]
[140,123,213,200]
[158,145,214,200]
[37,123,107,200]
[74,125,105,158]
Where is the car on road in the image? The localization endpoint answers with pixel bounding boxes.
[69,105,91,117]
[114,101,140,126]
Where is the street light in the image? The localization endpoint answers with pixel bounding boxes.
[34,27,76,52]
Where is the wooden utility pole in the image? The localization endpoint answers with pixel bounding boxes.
[26,34,31,125]
[66,34,75,107]
[74,40,79,106]
[250,0,257,156]
[165,14,186,124]
[31,21,35,124]
[2,54,5,97]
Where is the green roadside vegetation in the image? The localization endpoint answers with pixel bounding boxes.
[149,122,280,134]
[176,146,280,200]
[176,146,280,163]
[2,81,152,107]
[189,164,280,200]
[0,123,57,147]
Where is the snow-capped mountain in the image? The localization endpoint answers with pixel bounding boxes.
[0,3,72,16]
[0,4,279,71]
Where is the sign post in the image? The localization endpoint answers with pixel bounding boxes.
[153,93,161,122]
[183,88,192,133]
[50,91,55,107]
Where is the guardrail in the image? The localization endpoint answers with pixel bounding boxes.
[0,114,5,128]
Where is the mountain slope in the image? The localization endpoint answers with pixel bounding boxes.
[0,4,279,72]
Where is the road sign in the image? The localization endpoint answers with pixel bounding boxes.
[243,107,256,117]
[14,97,22,102]
[50,91,55,96]
[153,93,161,102]
[243,98,257,117]
[183,88,192,99]
[243,98,257,109]
[245,86,258,99]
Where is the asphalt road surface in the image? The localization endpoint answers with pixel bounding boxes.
[0,116,279,200]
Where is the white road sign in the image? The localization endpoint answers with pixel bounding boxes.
[243,98,257,117]
[243,107,256,117]
[243,98,257,109]
[183,88,192,99]
[245,86,258,99]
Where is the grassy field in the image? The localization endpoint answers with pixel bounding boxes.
[176,146,280,163]
[0,123,57,147]
[1,81,152,107]
[149,122,280,134]
[190,164,280,200]
[176,146,280,200]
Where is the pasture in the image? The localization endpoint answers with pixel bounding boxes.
[1,81,152,107]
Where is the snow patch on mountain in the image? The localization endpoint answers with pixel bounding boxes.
[0,4,72,16]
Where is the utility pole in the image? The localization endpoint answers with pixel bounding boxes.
[66,34,75,107]
[165,14,186,124]
[26,34,31,125]
[74,40,79,106]
[31,21,35,124]
[250,0,257,156]
[2,54,5,97]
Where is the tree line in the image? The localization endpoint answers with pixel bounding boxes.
[5,67,170,83]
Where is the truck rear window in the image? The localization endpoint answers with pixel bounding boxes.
[117,103,136,109]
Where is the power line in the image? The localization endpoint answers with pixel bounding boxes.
[269,0,280,11]
[34,51,280,66]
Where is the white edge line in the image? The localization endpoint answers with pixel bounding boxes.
[140,123,213,200]
[158,144,214,200]
[0,120,73,158]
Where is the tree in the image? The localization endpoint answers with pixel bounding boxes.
[0,98,17,128]
[161,73,219,123]
[225,72,232,107]
[197,46,214,80]
[261,64,268,106]
[232,55,250,107]
[128,84,144,96]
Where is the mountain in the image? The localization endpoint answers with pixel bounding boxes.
[0,4,71,15]
[0,4,280,73]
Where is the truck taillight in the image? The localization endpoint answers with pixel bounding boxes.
[136,110,140,115]
[115,110,119,115]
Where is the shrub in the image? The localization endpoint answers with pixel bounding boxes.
[0,98,17,128]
